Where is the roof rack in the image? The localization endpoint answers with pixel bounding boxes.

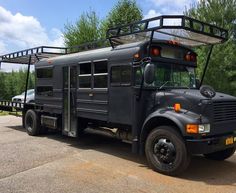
[0,46,68,65]
[107,15,228,47]
[0,39,110,65]
[0,15,228,65]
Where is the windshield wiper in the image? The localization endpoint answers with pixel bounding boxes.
[159,81,174,89]
[159,81,191,90]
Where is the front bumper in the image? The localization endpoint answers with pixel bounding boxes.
[186,133,236,154]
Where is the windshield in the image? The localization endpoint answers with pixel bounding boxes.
[135,62,196,89]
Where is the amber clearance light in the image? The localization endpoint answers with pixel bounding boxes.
[173,103,181,112]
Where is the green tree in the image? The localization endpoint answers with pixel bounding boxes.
[0,69,35,100]
[101,0,142,36]
[64,10,102,48]
[63,0,143,48]
[185,0,236,96]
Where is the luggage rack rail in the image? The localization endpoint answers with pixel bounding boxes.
[107,15,228,47]
[0,101,24,112]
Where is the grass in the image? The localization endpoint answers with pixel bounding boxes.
[0,111,9,116]
[0,111,22,116]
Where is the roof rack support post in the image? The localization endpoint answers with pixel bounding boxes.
[24,55,31,104]
[199,45,214,87]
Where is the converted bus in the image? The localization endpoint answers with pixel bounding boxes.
[0,15,236,176]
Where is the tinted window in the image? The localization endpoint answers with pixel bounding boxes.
[111,66,131,86]
[79,76,91,88]
[80,63,91,74]
[37,68,53,78]
[36,86,53,96]
[79,62,91,88]
[94,75,107,88]
[94,61,108,88]
[94,61,107,73]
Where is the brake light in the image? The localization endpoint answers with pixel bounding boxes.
[184,52,197,62]
[151,47,160,56]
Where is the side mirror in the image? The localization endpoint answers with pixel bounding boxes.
[144,63,155,84]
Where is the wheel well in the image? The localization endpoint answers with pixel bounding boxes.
[140,117,183,152]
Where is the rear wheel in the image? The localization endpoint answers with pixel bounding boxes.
[145,126,190,176]
[204,147,236,161]
[24,109,40,136]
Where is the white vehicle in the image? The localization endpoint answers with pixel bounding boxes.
[12,89,35,103]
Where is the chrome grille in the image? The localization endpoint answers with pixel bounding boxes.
[213,101,236,122]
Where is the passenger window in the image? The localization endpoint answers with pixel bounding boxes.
[36,86,53,96]
[80,63,91,74]
[111,66,131,86]
[94,61,108,88]
[79,62,91,88]
[36,67,53,78]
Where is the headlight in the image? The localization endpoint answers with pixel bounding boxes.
[186,124,210,134]
[198,124,210,133]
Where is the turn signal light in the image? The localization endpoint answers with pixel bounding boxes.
[186,124,198,134]
[173,103,181,112]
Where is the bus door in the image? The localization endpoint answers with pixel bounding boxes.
[108,65,132,125]
[62,65,77,137]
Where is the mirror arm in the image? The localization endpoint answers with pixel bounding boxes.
[199,45,214,88]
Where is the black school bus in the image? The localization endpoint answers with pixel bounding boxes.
[0,15,236,176]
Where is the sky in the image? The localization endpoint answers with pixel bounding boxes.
[0,0,197,72]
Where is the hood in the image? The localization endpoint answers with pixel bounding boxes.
[170,89,236,101]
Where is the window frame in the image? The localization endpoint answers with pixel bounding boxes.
[78,61,92,89]
[93,59,108,89]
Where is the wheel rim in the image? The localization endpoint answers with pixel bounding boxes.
[26,115,33,132]
[153,138,176,165]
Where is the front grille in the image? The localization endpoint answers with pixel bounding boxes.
[213,101,236,122]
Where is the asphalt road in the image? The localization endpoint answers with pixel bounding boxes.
[0,115,236,193]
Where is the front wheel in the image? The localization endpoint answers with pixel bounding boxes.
[145,126,191,176]
[204,147,235,161]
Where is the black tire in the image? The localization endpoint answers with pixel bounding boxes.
[24,109,40,136]
[204,147,236,161]
[145,126,191,176]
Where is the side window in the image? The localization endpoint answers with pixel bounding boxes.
[79,62,91,88]
[36,86,53,96]
[111,65,131,86]
[94,61,108,88]
[36,67,53,78]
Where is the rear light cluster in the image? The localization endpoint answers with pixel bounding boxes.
[184,52,197,62]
